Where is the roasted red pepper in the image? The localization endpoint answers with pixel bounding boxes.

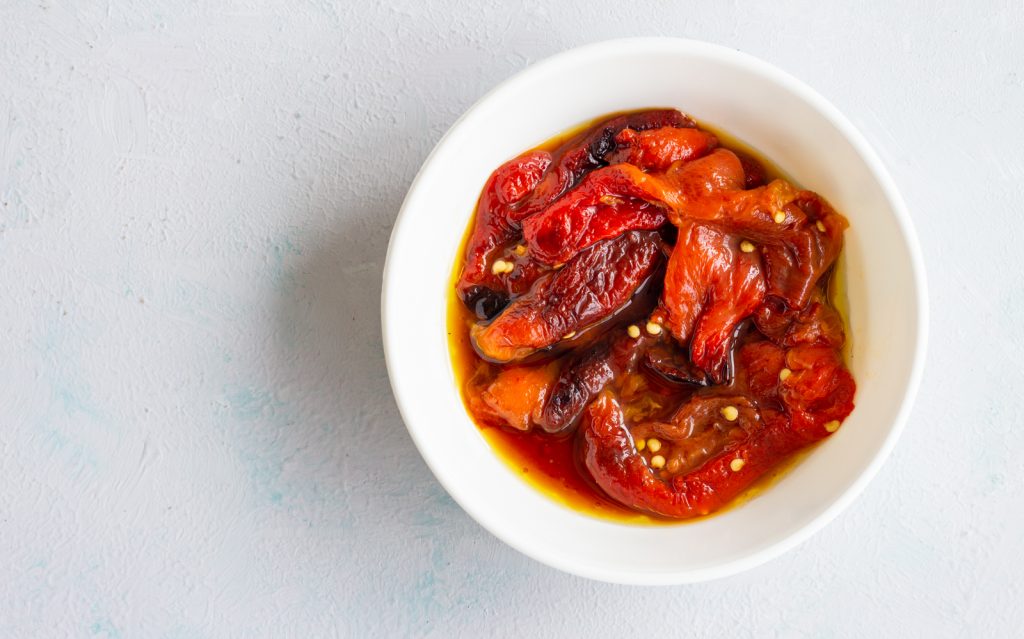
[452,110,856,521]
[521,195,668,266]
[582,392,808,518]
[539,330,651,433]
[471,231,664,363]
[517,109,694,219]
[456,150,552,318]
[608,126,719,172]
[522,147,847,310]
[754,291,846,349]
[581,324,854,519]
[469,362,559,432]
[661,222,766,382]
[457,109,693,316]
[758,192,848,309]
[540,342,617,434]
[521,147,733,265]
[641,340,711,387]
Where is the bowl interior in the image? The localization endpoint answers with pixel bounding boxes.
[383,39,924,584]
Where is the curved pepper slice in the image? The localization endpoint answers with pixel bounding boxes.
[608,127,719,172]
[457,150,552,316]
[539,342,616,434]
[661,223,766,383]
[581,392,808,519]
[539,330,649,434]
[471,231,663,363]
[521,141,727,265]
[521,195,668,266]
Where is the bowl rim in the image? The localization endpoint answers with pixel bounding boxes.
[381,37,929,584]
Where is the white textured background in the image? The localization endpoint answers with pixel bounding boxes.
[2,2,1021,637]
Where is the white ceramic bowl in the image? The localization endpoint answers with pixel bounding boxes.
[382,38,927,584]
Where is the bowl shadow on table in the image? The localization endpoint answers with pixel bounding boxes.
[263,196,418,482]
[260,188,536,580]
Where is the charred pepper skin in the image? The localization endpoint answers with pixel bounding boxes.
[471,231,664,363]
[457,110,693,315]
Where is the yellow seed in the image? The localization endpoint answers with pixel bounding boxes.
[514,244,528,256]
[553,262,565,270]
[773,211,786,224]
[720,405,739,421]
[816,221,827,232]
[599,195,622,206]
[779,368,792,381]
[636,438,646,451]
[491,259,514,275]
[646,321,663,336]
[563,331,577,340]
[647,438,662,453]
[627,324,641,339]
[730,458,745,472]
[740,240,756,253]
[650,455,666,469]
[825,420,841,433]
